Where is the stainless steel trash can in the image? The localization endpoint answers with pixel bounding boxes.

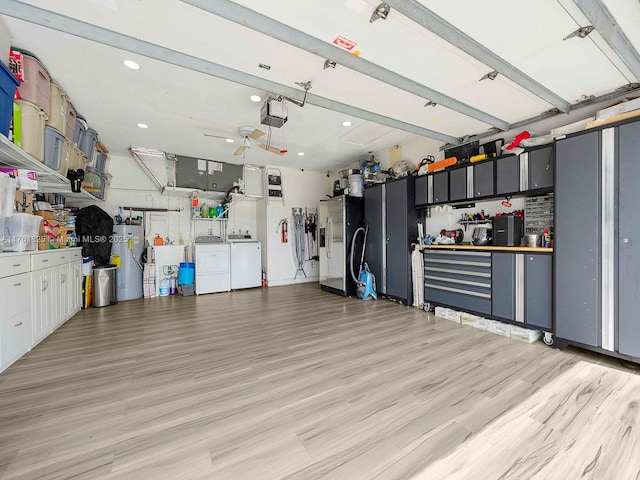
[93,264,117,307]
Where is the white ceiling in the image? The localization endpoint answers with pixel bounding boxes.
[1,0,639,172]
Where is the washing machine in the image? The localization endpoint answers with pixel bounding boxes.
[193,237,231,294]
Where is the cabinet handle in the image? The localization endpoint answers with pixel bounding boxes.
[42,259,49,263]
[13,282,22,287]
[14,322,23,327]
[12,263,20,267]
[43,280,48,291]
[61,273,66,283]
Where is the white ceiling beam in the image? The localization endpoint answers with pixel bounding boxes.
[572,0,640,81]
[0,1,459,144]
[384,0,572,113]
[180,0,510,131]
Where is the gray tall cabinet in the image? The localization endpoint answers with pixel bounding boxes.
[555,119,640,361]
[363,177,417,305]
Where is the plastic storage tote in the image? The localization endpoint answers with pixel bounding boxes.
[16,99,47,161]
[73,115,87,147]
[11,101,22,147]
[67,142,88,171]
[16,54,51,116]
[0,61,20,137]
[80,127,98,161]
[65,101,76,140]
[47,79,68,134]
[4,213,42,252]
[43,126,65,172]
[177,262,195,285]
[94,150,107,173]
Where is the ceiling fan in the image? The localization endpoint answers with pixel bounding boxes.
[204,126,286,156]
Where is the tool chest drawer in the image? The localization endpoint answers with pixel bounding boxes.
[424,250,492,314]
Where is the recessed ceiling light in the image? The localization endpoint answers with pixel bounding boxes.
[226,138,235,143]
[123,59,140,70]
[342,121,352,127]
[250,95,262,102]
[298,152,305,156]
[137,123,148,129]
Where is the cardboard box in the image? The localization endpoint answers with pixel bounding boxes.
[510,326,542,343]
[595,97,640,120]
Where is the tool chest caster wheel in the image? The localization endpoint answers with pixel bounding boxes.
[543,332,554,346]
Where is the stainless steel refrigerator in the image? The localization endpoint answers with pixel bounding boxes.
[319,194,363,297]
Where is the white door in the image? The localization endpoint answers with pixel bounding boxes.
[72,261,82,313]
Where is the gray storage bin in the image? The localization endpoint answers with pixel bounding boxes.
[73,115,87,147]
[94,151,107,173]
[80,127,98,161]
[43,125,65,171]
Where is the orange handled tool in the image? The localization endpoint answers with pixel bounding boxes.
[428,156,457,172]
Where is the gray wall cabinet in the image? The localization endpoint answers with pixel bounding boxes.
[432,171,448,204]
[449,167,467,202]
[528,146,554,191]
[415,175,429,207]
[363,184,384,295]
[496,156,520,195]
[473,161,494,198]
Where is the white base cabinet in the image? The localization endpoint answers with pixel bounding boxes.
[0,248,82,374]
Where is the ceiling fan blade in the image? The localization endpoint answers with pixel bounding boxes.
[249,129,265,140]
[259,144,285,155]
[234,145,246,155]
[204,133,231,140]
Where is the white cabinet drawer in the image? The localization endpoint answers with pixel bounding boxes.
[0,255,30,278]
[0,272,31,319]
[1,310,32,370]
[69,249,82,261]
[32,251,70,271]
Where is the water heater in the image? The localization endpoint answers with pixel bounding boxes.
[111,224,144,301]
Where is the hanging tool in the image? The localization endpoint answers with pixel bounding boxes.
[291,208,307,279]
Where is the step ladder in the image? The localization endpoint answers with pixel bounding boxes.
[266,168,284,205]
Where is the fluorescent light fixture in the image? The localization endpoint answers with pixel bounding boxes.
[342,121,352,127]
[250,95,262,102]
[123,59,140,70]
[226,138,235,143]
[298,152,305,156]
[137,123,148,129]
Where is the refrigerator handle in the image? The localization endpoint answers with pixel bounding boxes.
[326,218,332,258]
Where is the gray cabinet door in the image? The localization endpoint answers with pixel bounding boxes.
[432,172,448,204]
[449,168,467,201]
[528,146,554,191]
[415,175,429,206]
[617,121,640,358]
[496,156,520,195]
[473,161,494,198]
[555,131,601,346]
[385,179,410,303]
[492,252,515,321]
[525,254,552,330]
[364,185,384,294]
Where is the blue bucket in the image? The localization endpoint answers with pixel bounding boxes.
[177,262,195,285]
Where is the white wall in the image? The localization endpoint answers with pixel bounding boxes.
[257,165,332,286]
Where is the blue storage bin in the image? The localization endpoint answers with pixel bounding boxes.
[178,262,195,285]
[0,61,20,137]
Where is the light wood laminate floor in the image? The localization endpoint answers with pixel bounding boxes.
[1,283,639,479]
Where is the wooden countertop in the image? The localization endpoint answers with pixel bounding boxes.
[420,244,553,253]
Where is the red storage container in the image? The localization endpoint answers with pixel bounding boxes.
[15,53,51,117]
